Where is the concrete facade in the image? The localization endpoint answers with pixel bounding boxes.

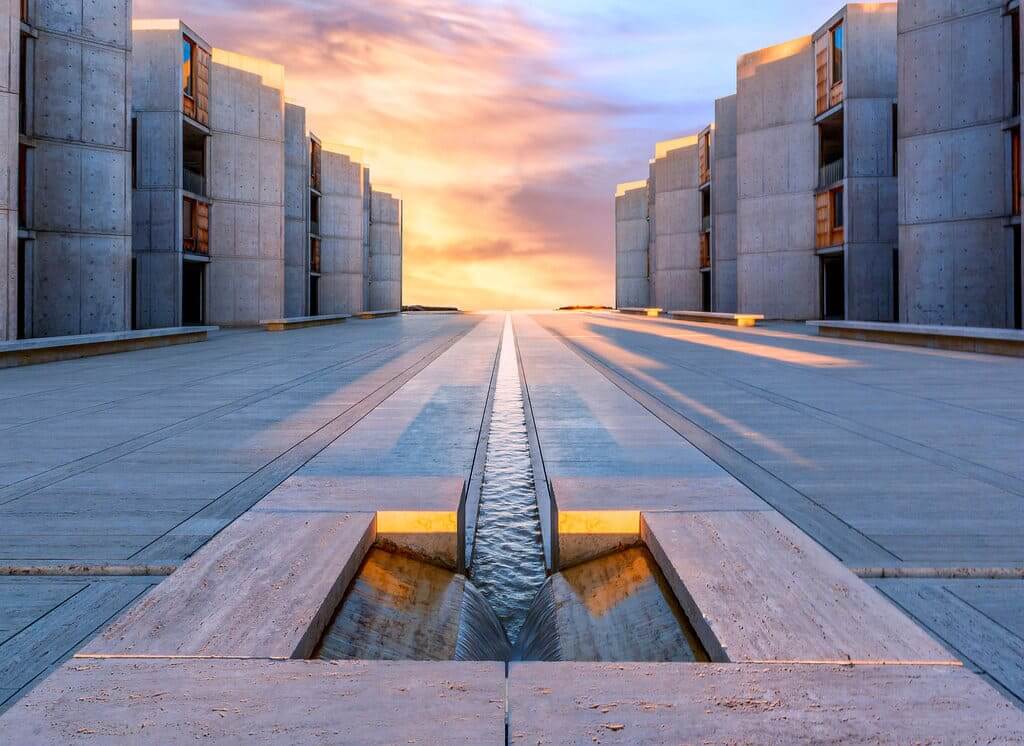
[814,4,899,322]
[131,20,212,329]
[736,36,818,320]
[319,147,365,315]
[369,188,402,311]
[208,49,285,326]
[0,1,18,341]
[614,180,650,309]
[652,136,701,311]
[712,95,738,313]
[898,0,1020,328]
[20,0,133,338]
[283,103,309,318]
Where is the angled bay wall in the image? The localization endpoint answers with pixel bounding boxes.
[898,0,1014,327]
[320,147,365,315]
[712,95,738,313]
[283,103,308,318]
[208,49,285,325]
[369,189,402,311]
[615,181,650,309]
[0,0,18,340]
[736,36,817,319]
[653,138,700,311]
[27,0,133,337]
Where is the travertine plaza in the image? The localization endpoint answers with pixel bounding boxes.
[1,2,1024,744]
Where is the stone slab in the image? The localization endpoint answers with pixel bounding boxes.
[670,310,765,327]
[0,659,506,744]
[507,663,1024,744]
[355,309,401,319]
[79,511,375,659]
[809,320,1024,357]
[0,328,219,369]
[642,511,957,664]
[261,314,350,331]
[618,308,662,317]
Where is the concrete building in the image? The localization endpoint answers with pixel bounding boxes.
[651,136,701,312]
[319,146,366,315]
[15,0,133,338]
[899,0,1022,329]
[207,48,285,326]
[132,19,212,328]
[614,180,650,309]
[813,4,898,322]
[283,103,310,318]
[712,95,739,313]
[369,188,402,311]
[362,166,371,311]
[736,35,818,320]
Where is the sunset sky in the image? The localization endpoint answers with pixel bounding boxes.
[138,0,841,310]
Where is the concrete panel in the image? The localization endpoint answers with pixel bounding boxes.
[653,142,701,311]
[0,2,17,341]
[713,95,738,313]
[320,149,365,314]
[615,183,649,309]
[369,190,402,311]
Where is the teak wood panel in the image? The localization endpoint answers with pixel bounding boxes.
[698,132,710,185]
[815,190,843,249]
[815,37,830,116]
[183,43,211,128]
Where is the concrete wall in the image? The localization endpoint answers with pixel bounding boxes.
[646,160,657,304]
[712,95,738,313]
[283,103,308,318]
[131,22,196,330]
[26,0,133,337]
[653,139,701,311]
[369,190,402,311]
[842,3,899,322]
[319,148,365,315]
[615,183,650,309]
[736,36,817,320]
[898,0,1014,327]
[362,167,371,311]
[0,0,18,340]
[208,49,285,326]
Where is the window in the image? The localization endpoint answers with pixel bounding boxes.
[831,22,844,84]
[183,197,196,251]
[183,36,195,98]
[832,187,844,229]
[1013,11,1021,118]
[131,118,138,190]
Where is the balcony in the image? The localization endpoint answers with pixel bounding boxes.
[819,158,844,190]
[310,219,320,237]
[701,214,711,234]
[183,168,206,197]
[310,238,321,274]
[699,235,711,270]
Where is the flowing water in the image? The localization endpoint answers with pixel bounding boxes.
[469,315,548,643]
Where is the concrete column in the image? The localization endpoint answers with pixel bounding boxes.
[898,0,1014,327]
[736,36,817,320]
[647,160,657,304]
[614,181,650,309]
[0,0,18,340]
[208,49,285,325]
[319,147,365,315]
[26,0,133,337]
[369,189,402,311]
[712,95,738,313]
[652,137,700,312]
[362,167,371,311]
[283,103,308,318]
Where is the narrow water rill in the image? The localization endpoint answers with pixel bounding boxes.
[469,315,548,643]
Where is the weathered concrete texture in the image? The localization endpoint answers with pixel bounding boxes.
[283,104,308,318]
[208,49,285,326]
[25,0,133,338]
[614,181,649,309]
[362,167,371,310]
[712,95,738,313]
[0,659,506,744]
[898,0,1015,327]
[369,189,402,311]
[508,663,1024,744]
[652,138,701,312]
[736,36,817,319]
[320,148,365,315]
[0,0,17,341]
[131,20,211,329]
[840,4,899,322]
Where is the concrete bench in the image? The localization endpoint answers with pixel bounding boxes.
[618,307,663,317]
[0,327,218,369]
[354,309,401,319]
[260,314,350,332]
[808,320,1024,358]
[670,310,764,327]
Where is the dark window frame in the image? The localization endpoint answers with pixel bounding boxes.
[831,22,844,85]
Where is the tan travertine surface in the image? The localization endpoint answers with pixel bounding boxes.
[0,659,505,744]
[508,663,1024,744]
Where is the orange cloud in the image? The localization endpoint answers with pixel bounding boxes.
[135,0,617,309]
